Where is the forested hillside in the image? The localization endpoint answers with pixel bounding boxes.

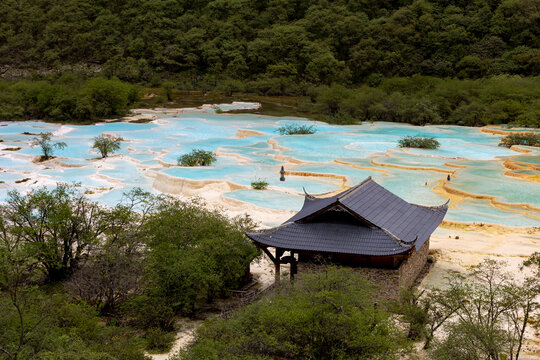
[1,0,538,83]
[1,0,539,127]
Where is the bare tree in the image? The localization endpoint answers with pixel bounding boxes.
[30,132,66,160]
[66,188,156,314]
[428,258,540,360]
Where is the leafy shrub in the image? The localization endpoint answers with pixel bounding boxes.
[143,198,259,315]
[145,328,175,352]
[398,136,440,149]
[121,295,176,331]
[177,268,405,359]
[250,178,268,190]
[177,149,216,166]
[498,132,540,147]
[92,135,122,158]
[325,111,358,125]
[276,123,318,135]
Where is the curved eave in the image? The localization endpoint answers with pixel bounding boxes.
[245,222,414,257]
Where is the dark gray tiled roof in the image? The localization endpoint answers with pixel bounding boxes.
[247,177,447,255]
[338,179,447,249]
[246,222,411,256]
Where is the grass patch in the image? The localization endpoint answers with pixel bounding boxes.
[251,178,269,190]
[398,136,440,149]
[277,123,318,135]
[498,133,540,147]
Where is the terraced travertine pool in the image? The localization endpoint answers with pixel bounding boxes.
[1,103,539,228]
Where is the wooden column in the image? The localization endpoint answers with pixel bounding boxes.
[290,251,297,281]
[274,248,284,292]
[258,246,284,293]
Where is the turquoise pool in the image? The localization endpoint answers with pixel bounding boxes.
[1,104,539,227]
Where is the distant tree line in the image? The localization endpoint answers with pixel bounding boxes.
[302,76,540,127]
[0,76,138,122]
[3,74,539,127]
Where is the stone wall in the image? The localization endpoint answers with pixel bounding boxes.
[294,239,430,300]
[398,239,430,289]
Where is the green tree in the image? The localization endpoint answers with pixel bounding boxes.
[92,135,122,158]
[30,132,67,160]
[142,197,258,316]
[0,186,105,281]
[177,268,406,359]
[177,149,216,166]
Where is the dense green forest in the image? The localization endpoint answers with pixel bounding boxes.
[0,0,539,126]
[0,77,138,122]
[1,0,539,82]
[0,186,258,359]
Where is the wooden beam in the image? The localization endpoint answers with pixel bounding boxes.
[260,246,276,264]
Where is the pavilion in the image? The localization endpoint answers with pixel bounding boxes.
[245,177,448,289]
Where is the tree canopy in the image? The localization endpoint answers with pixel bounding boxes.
[1,0,539,83]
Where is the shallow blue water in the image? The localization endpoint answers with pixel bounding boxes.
[1,107,539,227]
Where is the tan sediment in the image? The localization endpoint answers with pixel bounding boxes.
[152,171,248,196]
[444,162,469,168]
[267,138,290,151]
[101,132,126,140]
[273,154,305,165]
[235,129,264,138]
[500,159,540,183]
[480,126,513,135]
[158,159,177,168]
[284,170,348,186]
[434,179,540,218]
[333,159,389,175]
[215,148,251,163]
[371,157,455,174]
[503,159,540,172]
[433,180,466,207]
[440,220,540,235]
[504,170,540,183]
[510,145,533,153]
[267,138,306,165]
[48,158,86,168]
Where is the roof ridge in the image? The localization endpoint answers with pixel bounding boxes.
[381,227,416,248]
[302,187,317,200]
[245,222,294,236]
[338,176,372,201]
